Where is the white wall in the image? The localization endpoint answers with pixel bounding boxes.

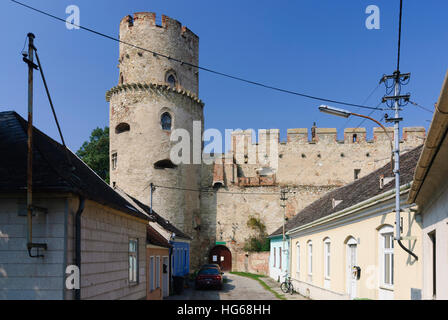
[0,196,68,300]
[269,238,289,282]
[421,183,448,300]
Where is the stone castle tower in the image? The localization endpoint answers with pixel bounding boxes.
[106,12,204,239]
[106,12,426,272]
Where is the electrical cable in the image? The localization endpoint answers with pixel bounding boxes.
[409,101,434,114]
[11,0,384,111]
[151,184,281,196]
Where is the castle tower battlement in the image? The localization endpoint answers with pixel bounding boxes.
[118,12,199,95]
[226,127,425,186]
[230,126,425,148]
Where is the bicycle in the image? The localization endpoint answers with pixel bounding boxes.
[280,274,294,294]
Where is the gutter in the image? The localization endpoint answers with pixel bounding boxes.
[409,70,448,203]
[75,195,85,300]
[287,182,412,236]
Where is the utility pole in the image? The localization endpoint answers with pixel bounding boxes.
[280,188,288,272]
[379,0,417,260]
[26,33,35,250]
[22,33,47,257]
[381,71,408,241]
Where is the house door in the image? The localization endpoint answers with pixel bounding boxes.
[347,241,358,299]
[209,245,232,271]
[162,257,169,298]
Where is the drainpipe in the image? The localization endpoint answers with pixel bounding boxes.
[75,196,85,300]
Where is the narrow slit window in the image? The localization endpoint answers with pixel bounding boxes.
[161,112,172,131]
[112,153,118,170]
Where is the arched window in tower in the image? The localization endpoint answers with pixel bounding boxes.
[115,122,130,134]
[165,71,177,88]
[161,112,172,131]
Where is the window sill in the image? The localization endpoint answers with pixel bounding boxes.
[129,281,139,287]
[379,285,394,292]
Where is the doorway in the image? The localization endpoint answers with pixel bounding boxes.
[162,256,169,298]
[346,238,358,299]
[209,245,232,271]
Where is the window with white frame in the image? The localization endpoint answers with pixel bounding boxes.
[324,238,331,279]
[129,239,138,284]
[380,226,394,287]
[307,241,313,275]
[296,242,300,274]
[149,256,154,291]
[279,247,282,270]
[156,256,160,288]
[273,246,276,267]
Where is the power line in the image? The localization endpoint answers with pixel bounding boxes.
[152,184,280,196]
[409,100,434,114]
[340,83,381,131]
[353,101,384,130]
[11,0,384,111]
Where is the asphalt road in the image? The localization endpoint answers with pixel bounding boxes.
[166,273,280,300]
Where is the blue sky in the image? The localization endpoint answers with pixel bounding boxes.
[1,0,447,152]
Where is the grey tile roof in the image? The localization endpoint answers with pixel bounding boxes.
[147,224,172,248]
[0,111,150,221]
[270,145,423,237]
[128,195,192,241]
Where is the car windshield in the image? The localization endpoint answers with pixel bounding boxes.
[202,264,219,269]
[198,268,220,275]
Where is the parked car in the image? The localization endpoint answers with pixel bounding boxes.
[195,267,223,290]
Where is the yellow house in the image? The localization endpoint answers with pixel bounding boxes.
[286,146,423,300]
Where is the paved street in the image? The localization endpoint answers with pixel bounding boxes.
[166,273,279,300]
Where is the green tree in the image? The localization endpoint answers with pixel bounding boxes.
[243,216,270,252]
[76,127,110,183]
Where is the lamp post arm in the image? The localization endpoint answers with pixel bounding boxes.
[350,112,394,173]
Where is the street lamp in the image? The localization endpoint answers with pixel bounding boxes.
[318,105,351,118]
[318,105,394,164]
[318,104,418,260]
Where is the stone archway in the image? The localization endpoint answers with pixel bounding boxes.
[209,245,232,271]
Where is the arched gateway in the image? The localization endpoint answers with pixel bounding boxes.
[209,245,232,271]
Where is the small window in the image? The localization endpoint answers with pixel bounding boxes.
[353,134,358,143]
[119,73,124,85]
[149,256,154,290]
[279,247,282,270]
[354,169,361,180]
[112,153,118,170]
[161,112,172,131]
[156,256,160,289]
[129,239,138,284]
[167,74,176,88]
[115,122,130,134]
[379,226,394,287]
[273,247,276,267]
[166,71,177,88]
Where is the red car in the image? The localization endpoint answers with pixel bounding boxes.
[195,267,223,290]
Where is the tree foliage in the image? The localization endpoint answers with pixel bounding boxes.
[243,216,270,252]
[76,127,110,183]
